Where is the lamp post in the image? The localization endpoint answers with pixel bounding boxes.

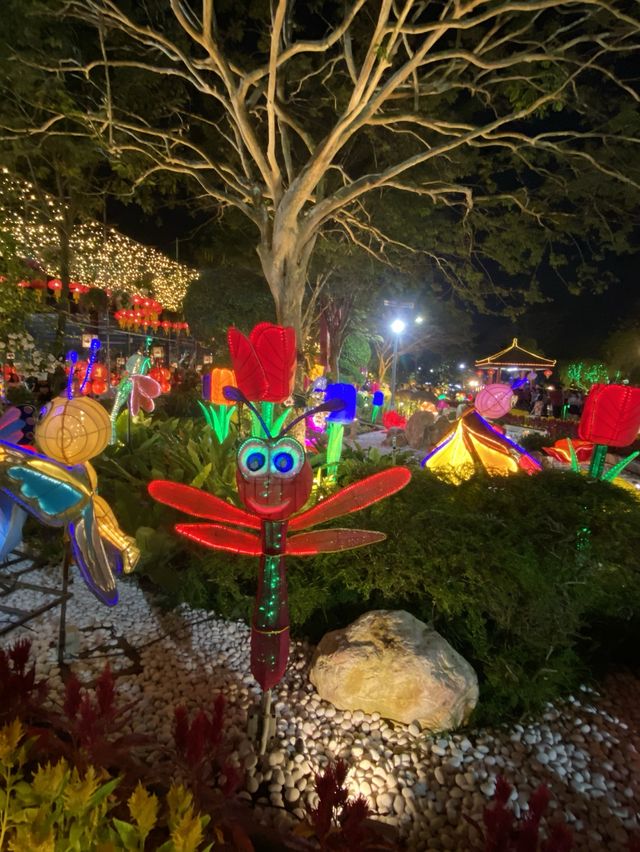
[390,318,406,409]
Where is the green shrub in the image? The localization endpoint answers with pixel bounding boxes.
[95,415,640,723]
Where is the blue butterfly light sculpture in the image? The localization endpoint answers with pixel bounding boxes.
[0,346,139,604]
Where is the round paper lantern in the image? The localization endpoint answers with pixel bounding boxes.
[92,363,108,381]
[475,383,514,419]
[91,379,108,395]
[36,396,111,464]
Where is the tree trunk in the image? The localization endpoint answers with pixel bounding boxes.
[55,222,71,356]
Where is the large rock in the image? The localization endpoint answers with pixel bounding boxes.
[405,410,436,449]
[309,610,478,730]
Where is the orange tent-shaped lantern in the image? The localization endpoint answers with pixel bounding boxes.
[421,409,541,481]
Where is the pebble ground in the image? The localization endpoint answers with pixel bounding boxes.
[1,560,638,851]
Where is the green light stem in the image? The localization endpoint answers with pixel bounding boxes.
[601,450,640,482]
[371,405,380,424]
[326,421,345,479]
[566,438,580,473]
[588,443,608,479]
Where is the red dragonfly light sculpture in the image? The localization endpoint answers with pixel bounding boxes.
[149,387,411,692]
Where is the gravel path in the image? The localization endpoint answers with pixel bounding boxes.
[2,558,638,851]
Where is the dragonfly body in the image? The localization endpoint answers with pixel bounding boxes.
[150,432,411,690]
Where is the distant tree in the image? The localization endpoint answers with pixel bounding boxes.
[603,324,640,385]
[12,0,640,345]
[183,267,275,353]
[339,332,371,384]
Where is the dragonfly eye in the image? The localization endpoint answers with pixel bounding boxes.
[238,438,270,478]
[273,451,293,473]
[269,437,304,478]
[247,451,266,472]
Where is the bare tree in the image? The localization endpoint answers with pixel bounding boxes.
[19,0,640,341]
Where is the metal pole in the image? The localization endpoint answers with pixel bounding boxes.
[390,332,400,409]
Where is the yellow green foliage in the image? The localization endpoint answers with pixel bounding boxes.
[0,722,212,852]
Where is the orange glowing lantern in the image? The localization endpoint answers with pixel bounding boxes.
[202,368,237,405]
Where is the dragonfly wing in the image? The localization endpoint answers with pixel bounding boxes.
[69,503,118,605]
[149,480,260,529]
[175,523,261,556]
[289,467,411,531]
[0,449,90,527]
[288,528,386,555]
[93,495,139,574]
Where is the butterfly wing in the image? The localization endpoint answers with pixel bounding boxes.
[69,502,118,605]
[0,491,27,559]
[175,523,261,556]
[288,528,386,555]
[0,445,90,526]
[93,494,140,574]
[289,467,411,531]
[0,407,24,445]
[149,480,260,529]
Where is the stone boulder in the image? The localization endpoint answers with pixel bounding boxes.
[309,610,478,730]
[405,410,436,449]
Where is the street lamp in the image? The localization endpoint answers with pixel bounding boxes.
[390,318,406,409]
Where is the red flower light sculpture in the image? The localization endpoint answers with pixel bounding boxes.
[579,384,640,447]
[578,383,640,478]
[228,323,296,403]
[382,410,406,430]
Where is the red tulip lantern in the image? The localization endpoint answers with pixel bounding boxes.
[228,322,296,403]
[578,383,640,478]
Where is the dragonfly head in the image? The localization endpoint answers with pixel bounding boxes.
[236,435,312,520]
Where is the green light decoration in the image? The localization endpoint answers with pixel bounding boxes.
[326,421,345,479]
[601,451,640,482]
[198,401,236,442]
[110,352,150,444]
[566,438,580,473]
[250,402,290,438]
[587,443,608,479]
[566,361,623,391]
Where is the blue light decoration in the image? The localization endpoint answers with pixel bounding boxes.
[325,383,357,424]
[371,390,385,424]
[324,383,357,479]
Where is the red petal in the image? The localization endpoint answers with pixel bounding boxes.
[250,323,296,403]
[175,523,261,555]
[228,327,268,401]
[288,528,386,555]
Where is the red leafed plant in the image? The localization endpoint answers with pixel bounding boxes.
[171,695,242,809]
[468,776,574,852]
[0,638,48,725]
[304,760,396,851]
[46,662,151,782]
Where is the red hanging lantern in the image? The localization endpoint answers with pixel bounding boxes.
[47,279,63,300]
[578,384,640,447]
[92,363,108,381]
[544,369,553,379]
[161,320,171,333]
[150,320,160,331]
[133,294,142,306]
[69,282,83,303]
[17,280,31,289]
[91,379,108,395]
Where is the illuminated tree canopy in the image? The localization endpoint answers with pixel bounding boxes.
[1,0,639,339]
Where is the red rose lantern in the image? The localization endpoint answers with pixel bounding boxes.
[578,383,640,478]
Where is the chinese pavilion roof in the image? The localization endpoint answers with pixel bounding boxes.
[474,338,556,369]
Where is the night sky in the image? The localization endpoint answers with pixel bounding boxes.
[107,197,638,365]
